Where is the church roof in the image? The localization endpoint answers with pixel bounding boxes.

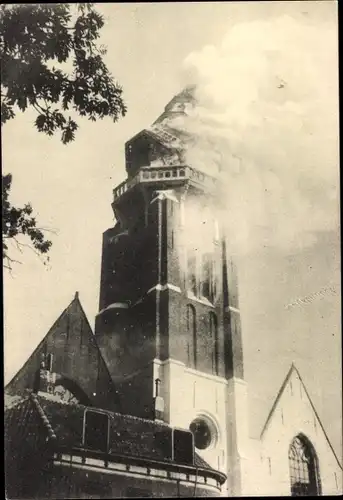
[126,85,198,156]
[149,86,197,150]
[152,84,197,126]
[4,391,224,482]
[260,363,343,470]
[5,293,119,410]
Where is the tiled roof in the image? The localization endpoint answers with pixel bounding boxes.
[129,86,198,154]
[194,453,215,470]
[4,393,26,410]
[4,392,42,447]
[9,392,216,474]
[34,394,215,469]
[4,390,223,483]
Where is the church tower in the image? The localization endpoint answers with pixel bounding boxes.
[95,87,249,496]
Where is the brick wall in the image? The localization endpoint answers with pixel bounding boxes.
[5,297,118,412]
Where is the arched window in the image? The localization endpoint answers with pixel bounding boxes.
[201,253,210,299]
[201,253,214,301]
[209,312,219,375]
[187,305,197,368]
[288,434,321,496]
[187,254,197,296]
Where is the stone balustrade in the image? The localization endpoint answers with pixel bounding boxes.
[113,165,217,201]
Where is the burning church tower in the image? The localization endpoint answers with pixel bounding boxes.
[95,85,249,494]
[5,87,341,499]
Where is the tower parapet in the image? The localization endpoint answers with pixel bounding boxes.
[113,164,217,202]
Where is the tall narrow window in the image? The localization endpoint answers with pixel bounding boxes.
[288,435,321,496]
[201,253,216,302]
[46,353,53,372]
[209,312,219,375]
[187,305,197,368]
[187,254,197,296]
[126,144,133,174]
[201,253,211,300]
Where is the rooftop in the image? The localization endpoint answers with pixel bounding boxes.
[5,390,226,484]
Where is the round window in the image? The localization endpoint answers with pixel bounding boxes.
[189,417,214,450]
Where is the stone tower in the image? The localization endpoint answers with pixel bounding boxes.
[95,87,249,496]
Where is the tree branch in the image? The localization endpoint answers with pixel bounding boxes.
[3,254,22,275]
[11,237,44,258]
[32,101,48,115]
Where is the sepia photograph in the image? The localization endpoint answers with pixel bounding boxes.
[3,1,341,497]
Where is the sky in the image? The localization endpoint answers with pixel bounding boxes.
[3,2,341,460]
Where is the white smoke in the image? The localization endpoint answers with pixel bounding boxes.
[173,14,339,256]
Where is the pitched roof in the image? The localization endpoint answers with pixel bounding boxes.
[5,392,33,440]
[31,393,216,470]
[4,392,227,493]
[152,85,197,126]
[260,363,343,470]
[5,293,81,393]
[5,293,118,408]
[126,86,198,155]
[5,391,222,480]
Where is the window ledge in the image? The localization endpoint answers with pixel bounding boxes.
[186,292,215,308]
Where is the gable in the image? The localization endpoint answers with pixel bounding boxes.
[259,365,342,494]
[5,294,119,411]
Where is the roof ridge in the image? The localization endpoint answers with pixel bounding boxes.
[4,295,117,403]
[30,393,57,441]
[260,363,295,438]
[35,393,170,426]
[260,364,343,471]
[293,366,343,471]
[4,302,69,391]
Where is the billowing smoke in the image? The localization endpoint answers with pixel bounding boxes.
[168,14,339,256]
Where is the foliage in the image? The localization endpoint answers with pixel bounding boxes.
[0,3,126,141]
[2,174,52,270]
[1,3,126,269]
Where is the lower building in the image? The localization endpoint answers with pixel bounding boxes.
[5,391,224,499]
[5,293,342,498]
